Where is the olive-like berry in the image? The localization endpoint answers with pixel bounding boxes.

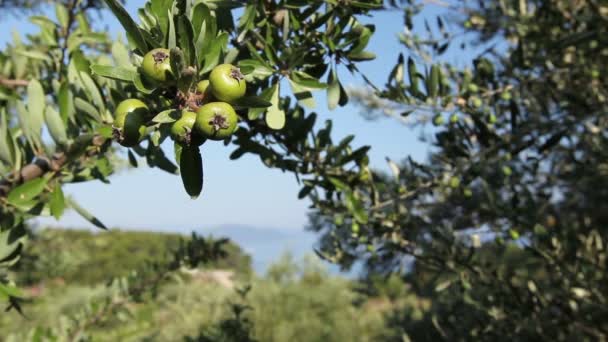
[142,48,172,83]
[209,64,246,103]
[171,111,205,146]
[114,99,149,147]
[197,80,210,94]
[194,102,238,140]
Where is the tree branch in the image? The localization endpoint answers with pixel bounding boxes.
[0,135,107,197]
[0,78,29,88]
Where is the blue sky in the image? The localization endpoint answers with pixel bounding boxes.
[1,2,463,232]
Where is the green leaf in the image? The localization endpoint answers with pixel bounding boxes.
[58,82,75,123]
[168,9,176,49]
[152,109,180,123]
[15,50,52,62]
[66,197,107,230]
[74,98,102,121]
[327,68,340,110]
[151,0,173,39]
[329,177,349,191]
[146,146,178,174]
[248,85,275,120]
[200,33,228,75]
[180,145,204,199]
[238,59,274,81]
[16,101,42,151]
[0,109,15,166]
[347,50,376,61]
[128,149,138,168]
[79,72,105,112]
[176,15,196,67]
[0,283,23,300]
[27,79,46,136]
[429,64,440,98]
[91,65,137,82]
[345,191,368,224]
[288,78,315,108]
[111,39,132,67]
[174,142,183,166]
[266,84,286,130]
[132,72,157,95]
[232,96,272,110]
[45,107,68,147]
[0,225,26,266]
[7,178,49,206]
[408,57,419,95]
[49,185,65,220]
[102,0,149,54]
[55,3,69,29]
[290,71,327,90]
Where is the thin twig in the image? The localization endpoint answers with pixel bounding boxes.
[0,78,29,88]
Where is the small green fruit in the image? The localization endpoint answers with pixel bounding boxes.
[197,80,210,94]
[114,99,149,147]
[195,102,238,140]
[467,84,479,93]
[433,114,445,126]
[209,64,246,102]
[488,113,497,124]
[471,97,483,108]
[449,176,460,189]
[142,48,172,83]
[171,111,205,146]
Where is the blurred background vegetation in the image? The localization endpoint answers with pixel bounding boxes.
[1,228,403,341]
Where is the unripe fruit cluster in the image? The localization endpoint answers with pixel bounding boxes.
[112,49,247,148]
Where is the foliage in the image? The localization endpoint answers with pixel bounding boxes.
[3,229,238,340]
[1,0,607,339]
[12,228,252,285]
[306,0,608,340]
[3,248,389,341]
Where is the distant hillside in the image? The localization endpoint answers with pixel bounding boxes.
[28,224,349,276]
[13,228,252,286]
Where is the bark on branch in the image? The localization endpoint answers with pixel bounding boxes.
[0,135,107,197]
[0,78,29,88]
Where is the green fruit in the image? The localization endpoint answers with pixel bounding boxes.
[467,84,479,93]
[433,114,445,126]
[171,111,205,146]
[471,97,483,108]
[142,48,172,83]
[197,80,210,94]
[488,113,497,124]
[114,99,149,147]
[180,145,204,199]
[195,102,238,141]
[209,64,246,102]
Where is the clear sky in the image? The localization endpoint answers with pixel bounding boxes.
[1,2,464,232]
